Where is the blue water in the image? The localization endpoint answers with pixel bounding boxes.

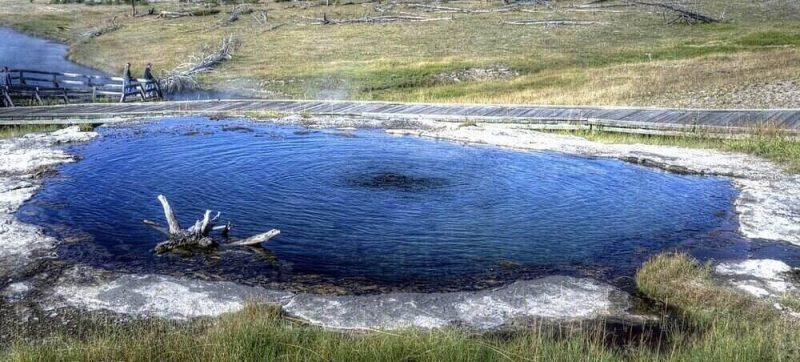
[0,27,243,100]
[19,118,741,292]
[0,28,105,76]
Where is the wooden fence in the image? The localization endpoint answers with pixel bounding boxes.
[0,68,162,107]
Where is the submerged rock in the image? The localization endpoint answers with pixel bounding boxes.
[349,172,449,191]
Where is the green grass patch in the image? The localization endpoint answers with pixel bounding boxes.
[4,304,621,362]
[779,294,800,312]
[636,253,778,324]
[0,124,65,138]
[567,129,800,173]
[457,120,479,128]
[738,31,800,47]
[243,110,289,119]
[350,62,475,93]
[577,44,742,68]
[635,253,800,361]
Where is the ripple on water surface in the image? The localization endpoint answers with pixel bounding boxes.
[18,119,741,292]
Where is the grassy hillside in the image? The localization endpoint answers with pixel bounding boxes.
[1,0,799,107]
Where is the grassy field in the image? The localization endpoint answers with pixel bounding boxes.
[4,253,800,361]
[561,127,800,172]
[0,124,65,138]
[1,0,799,107]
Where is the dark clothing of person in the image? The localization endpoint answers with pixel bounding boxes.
[1,68,11,107]
[142,66,162,99]
[2,69,10,87]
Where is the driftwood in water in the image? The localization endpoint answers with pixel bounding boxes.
[147,194,280,254]
[230,229,281,246]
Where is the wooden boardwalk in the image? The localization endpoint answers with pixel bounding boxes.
[1,100,799,133]
[1,68,162,107]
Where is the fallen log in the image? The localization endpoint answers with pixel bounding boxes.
[405,4,518,14]
[223,5,253,26]
[251,9,269,26]
[159,11,192,18]
[161,35,239,93]
[147,194,280,253]
[159,9,220,18]
[309,14,453,25]
[518,8,631,13]
[80,16,120,43]
[503,20,605,26]
[628,1,719,24]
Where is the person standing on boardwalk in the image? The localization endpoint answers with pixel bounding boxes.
[121,62,133,101]
[1,66,10,107]
[142,63,162,99]
[124,63,133,81]
[2,66,10,87]
[143,63,154,81]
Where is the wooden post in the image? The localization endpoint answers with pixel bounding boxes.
[137,81,146,101]
[154,79,163,100]
[121,63,130,103]
[1,86,12,107]
[33,87,42,105]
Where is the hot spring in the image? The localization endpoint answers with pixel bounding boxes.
[18,118,743,293]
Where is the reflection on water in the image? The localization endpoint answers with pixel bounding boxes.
[18,118,757,292]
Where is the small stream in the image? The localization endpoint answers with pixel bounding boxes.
[0,28,104,75]
[0,27,241,100]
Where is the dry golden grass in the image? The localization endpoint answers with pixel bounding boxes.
[1,0,799,107]
[406,49,800,106]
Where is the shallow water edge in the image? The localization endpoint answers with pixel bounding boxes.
[1,118,799,331]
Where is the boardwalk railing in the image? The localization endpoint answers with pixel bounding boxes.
[0,69,162,107]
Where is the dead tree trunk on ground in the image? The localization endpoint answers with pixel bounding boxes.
[628,1,719,24]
